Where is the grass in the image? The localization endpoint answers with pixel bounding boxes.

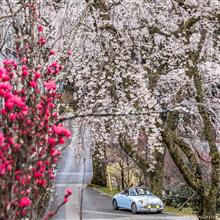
[88,184,119,197]
[165,206,194,215]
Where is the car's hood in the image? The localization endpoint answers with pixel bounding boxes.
[132,195,163,204]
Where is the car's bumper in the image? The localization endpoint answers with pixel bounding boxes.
[137,204,164,213]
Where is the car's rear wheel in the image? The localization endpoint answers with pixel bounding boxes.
[131,202,138,214]
[112,199,118,210]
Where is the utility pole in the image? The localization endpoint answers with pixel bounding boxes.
[107,165,112,192]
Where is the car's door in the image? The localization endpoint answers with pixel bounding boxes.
[119,191,133,209]
[124,195,133,209]
[117,192,127,208]
[125,189,135,209]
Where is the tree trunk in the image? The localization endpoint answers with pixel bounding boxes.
[116,179,121,191]
[198,189,217,220]
[143,172,149,188]
[91,146,107,186]
[119,161,125,189]
[91,158,107,186]
[121,169,125,189]
[148,149,165,198]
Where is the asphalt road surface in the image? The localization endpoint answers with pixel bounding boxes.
[48,124,198,220]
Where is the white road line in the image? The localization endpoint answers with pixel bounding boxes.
[83,210,131,217]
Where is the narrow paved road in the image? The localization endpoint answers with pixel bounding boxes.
[48,123,198,220]
[49,124,93,220]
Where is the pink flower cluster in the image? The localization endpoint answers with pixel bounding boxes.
[0,54,71,218]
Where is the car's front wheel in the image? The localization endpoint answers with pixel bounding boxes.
[112,199,118,210]
[131,202,138,214]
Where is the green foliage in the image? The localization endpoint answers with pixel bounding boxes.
[164,185,199,211]
[165,185,220,213]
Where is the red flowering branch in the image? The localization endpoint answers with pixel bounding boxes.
[0,2,72,219]
[44,189,73,220]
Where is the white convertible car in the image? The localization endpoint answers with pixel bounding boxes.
[112,187,164,214]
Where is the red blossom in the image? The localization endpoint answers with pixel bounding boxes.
[34,171,42,179]
[22,65,29,76]
[38,36,46,46]
[0,164,6,176]
[63,197,68,203]
[0,16,69,218]
[36,179,46,186]
[0,67,9,81]
[52,124,71,138]
[34,72,41,79]
[67,50,72,56]
[19,197,31,208]
[21,57,28,63]
[38,25,43,32]
[9,113,17,122]
[0,132,5,144]
[58,137,65,144]
[48,103,56,109]
[52,112,58,118]
[48,138,56,146]
[49,50,56,56]
[50,148,60,157]
[30,81,37,88]
[65,188,72,197]
[44,81,56,90]
[0,83,12,97]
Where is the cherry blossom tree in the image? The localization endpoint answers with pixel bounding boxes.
[62,0,164,196]
[62,0,220,219]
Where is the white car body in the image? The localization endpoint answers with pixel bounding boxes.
[112,187,164,213]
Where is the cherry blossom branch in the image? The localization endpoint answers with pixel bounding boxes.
[0,5,24,21]
[56,111,160,124]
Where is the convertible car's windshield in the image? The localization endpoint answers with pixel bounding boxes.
[129,188,153,196]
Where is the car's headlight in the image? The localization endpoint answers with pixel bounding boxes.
[138,200,143,204]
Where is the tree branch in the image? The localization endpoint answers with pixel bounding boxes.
[56,111,158,124]
[162,111,203,192]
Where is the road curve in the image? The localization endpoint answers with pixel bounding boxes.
[48,123,197,220]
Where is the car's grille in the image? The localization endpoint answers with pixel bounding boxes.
[144,204,161,209]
